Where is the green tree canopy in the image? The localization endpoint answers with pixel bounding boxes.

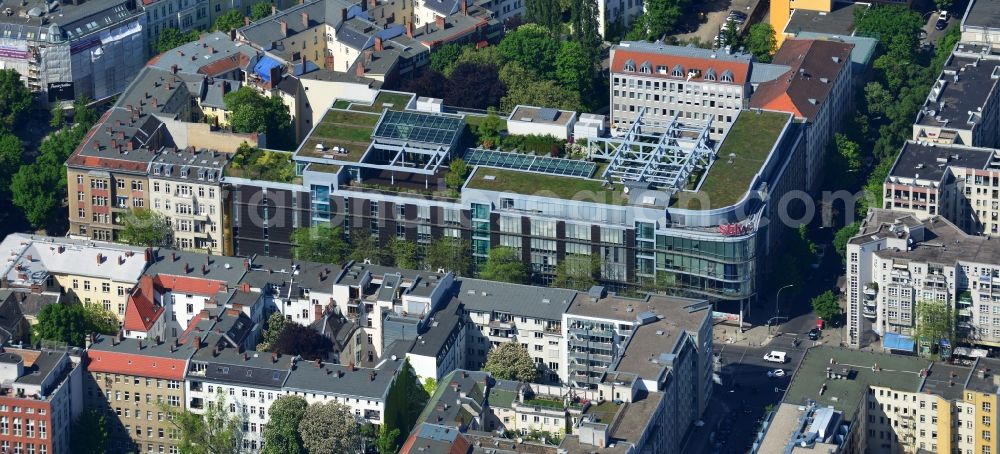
[387,236,420,270]
[480,247,529,284]
[154,28,202,54]
[445,158,469,190]
[11,150,64,229]
[72,408,109,454]
[223,87,292,147]
[298,402,361,453]
[83,303,120,335]
[34,303,88,347]
[628,0,689,40]
[213,9,245,31]
[0,131,24,201]
[261,395,308,454]
[473,111,506,149]
[498,24,561,78]
[555,41,595,99]
[257,312,288,351]
[382,358,429,449]
[0,68,33,130]
[746,23,777,62]
[444,63,505,110]
[229,143,296,182]
[171,392,244,454]
[291,225,348,263]
[835,133,862,173]
[525,0,562,35]
[348,229,385,265]
[429,43,465,76]
[553,254,599,290]
[119,208,171,247]
[425,237,471,276]
[484,342,538,382]
[251,1,274,20]
[810,291,841,322]
[915,300,955,346]
[272,323,333,361]
[499,63,582,112]
[833,222,860,264]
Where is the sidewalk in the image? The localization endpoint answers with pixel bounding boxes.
[711,322,847,349]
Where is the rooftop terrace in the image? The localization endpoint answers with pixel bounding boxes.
[334,91,415,113]
[465,167,627,205]
[297,109,381,161]
[673,110,788,209]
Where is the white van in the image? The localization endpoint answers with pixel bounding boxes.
[763,351,787,363]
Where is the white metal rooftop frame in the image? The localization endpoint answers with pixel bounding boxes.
[586,109,715,197]
[358,140,450,175]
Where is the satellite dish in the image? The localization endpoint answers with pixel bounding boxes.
[623,186,630,194]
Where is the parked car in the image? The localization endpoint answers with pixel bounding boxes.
[808,328,821,341]
[935,18,947,30]
[728,10,748,20]
[763,351,787,363]
[939,10,949,21]
[767,369,786,378]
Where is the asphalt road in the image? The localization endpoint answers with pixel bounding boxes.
[682,335,809,453]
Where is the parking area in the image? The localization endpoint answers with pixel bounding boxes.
[671,0,762,46]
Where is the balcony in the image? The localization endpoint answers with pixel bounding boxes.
[488,319,514,330]
[862,305,877,320]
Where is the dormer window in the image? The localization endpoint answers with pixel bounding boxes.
[721,70,734,83]
[671,64,684,77]
[705,68,717,81]
[639,61,651,74]
[623,58,636,72]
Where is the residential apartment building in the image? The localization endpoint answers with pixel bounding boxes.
[140,0,211,55]
[609,41,753,142]
[0,0,146,103]
[846,209,1000,350]
[755,347,999,454]
[147,149,230,253]
[0,347,83,454]
[0,234,149,321]
[912,43,1000,149]
[961,0,1000,47]
[85,335,195,454]
[750,38,854,190]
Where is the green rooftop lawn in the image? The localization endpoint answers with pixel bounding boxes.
[584,401,621,424]
[466,168,627,205]
[524,397,564,410]
[305,163,342,174]
[488,389,517,409]
[298,110,380,161]
[346,91,414,113]
[225,146,300,183]
[673,111,788,210]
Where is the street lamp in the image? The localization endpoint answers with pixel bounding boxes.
[772,284,794,333]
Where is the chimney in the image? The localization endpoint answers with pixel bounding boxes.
[405,18,413,38]
[314,304,323,321]
[118,255,125,265]
[244,16,250,26]
[356,61,365,77]
[151,98,158,109]
[170,64,178,74]
[126,140,134,151]
[325,55,334,70]
[460,0,466,15]
[369,371,376,381]
[375,36,383,52]
[315,358,321,368]
[271,4,277,15]
[243,259,250,270]
[201,264,208,274]
[341,7,347,22]
[369,0,375,8]
[435,16,444,29]
[96,253,103,265]
[301,11,309,28]
[349,362,356,371]
[193,337,201,349]
[280,20,288,37]
[171,251,178,262]
[271,352,278,363]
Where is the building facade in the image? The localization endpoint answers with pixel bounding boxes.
[0,347,83,454]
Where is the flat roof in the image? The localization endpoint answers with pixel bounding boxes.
[615,310,709,380]
[674,110,789,209]
[465,167,627,205]
[966,357,1000,394]
[0,0,136,38]
[889,141,994,182]
[508,106,575,126]
[567,292,709,323]
[0,233,149,285]
[341,91,414,113]
[372,110,464,146]
[916,53,1000,130]
[783,347,930,415]
[785,2,865,36]
[454,278,577,321]
[297,109,381,161]
[963,0,1000,30]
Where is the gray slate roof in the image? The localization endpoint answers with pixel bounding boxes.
[453,278,576,321]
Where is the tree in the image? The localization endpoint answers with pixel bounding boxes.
[291,225,349,263]
[73,96,99,127]
[555,41,594,99]
[935,0,952,11]
[569,0,601,60]
[154,28,202,54]
[0,68,32,130]
[83,303,120,335]
[425,237,471,276]
[298,402,361,454]
[119,208,171,247]
[474,111,506,149]
[376,425,401,454]
[10,155,61,229]
[833,222,860,264]
[72,408,109,454]
[480,247,529,284]
[498,24,561,78]
[444,63,505,110]
[553,254,599,290]
[630,0,689,40]
[721,20,740,50]
[34,303,87,347]
[49,107,65,128]
[429,43,465,76]
[224,87,292,147]
[382,358,429,448]
[229,143,296,182]
[525,0,561,35]
[445,158,469,190]
[745,23,776,62]
[257,312,287,351]
[0,131,24,200]
[348,229,385,265]
[388,236,420,270]
[499,63,582,112]
[484,342,537,382]
[915,300,955,348]
[422,377,437,396]
[864,82,894,119]
[402,69,447,99]
[262,395,308,454]
[213,9,245,31]
[171,392,244,454]
[251,1,274,20]
[810,291,841,322]
[272,323,333,361]
[835,133,862,173]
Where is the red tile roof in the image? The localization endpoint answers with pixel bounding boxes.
[85,349,187,380]
[611,49,750,85]
[124,288,163,332]
[749,39,853,119]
